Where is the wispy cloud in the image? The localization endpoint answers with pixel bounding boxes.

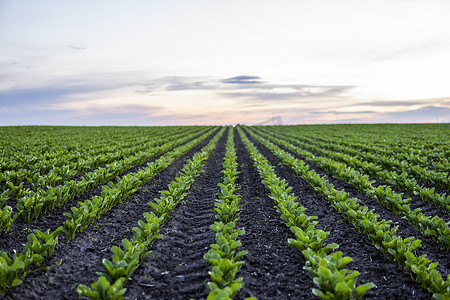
[1,72,449,125]
[221,75,263,84]
[68,45,86,50]
[136,75,354,102]
[309,110,376,115]
[382,105,450,120]
[358,98,450,107]
[358,100,424,107]
[0,74,152,124]
[0,85,99,109]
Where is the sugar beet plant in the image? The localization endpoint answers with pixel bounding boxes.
[77,128,225,299]
[237,127,374,299]
[0,227,63,295]
[203,128,251,300]
[0,191,14,233]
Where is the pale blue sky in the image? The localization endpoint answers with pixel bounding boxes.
[1,0,450,125]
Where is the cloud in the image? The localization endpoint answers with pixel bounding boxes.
[68,45,86,50]
[80,104,162,116]
[221,75,263,84]
[220,85,352,102]
[220,91,301,101]
[358,97,450,107]
[358,100,425,107]
[382,105,450,119]
[140,76,218,92]
[309,110,376,115]
[3,71,448,126]
[0,70,148,111]
[0,85,96,109]
[135,75,354,102]
[0,97,167,126]
[166,81,217,91]
[135,84,156,95]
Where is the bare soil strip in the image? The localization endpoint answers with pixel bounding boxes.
[234,131,313,299]
[124,129,228,299]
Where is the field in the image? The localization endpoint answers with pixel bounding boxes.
[1,124,449,299]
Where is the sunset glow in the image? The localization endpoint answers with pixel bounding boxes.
[1,0,450,125]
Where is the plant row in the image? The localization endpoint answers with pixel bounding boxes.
[258,127,450,214]
[0,126,199,174]
[203,128,250,300]
[238,127,374,299]
[0,127,199,194]
[0,127,212,233]
[252,127,450,250]
[77,127,226,299]
[0,227,63,295]
[1,127,196,193]
[262,126,449,190]
[243,126,450,299]
[0,127,202,201]
[277,124,448,167]
[63,127,218,240]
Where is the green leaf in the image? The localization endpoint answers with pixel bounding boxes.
[355,282,375,300]
[10,278,23,288]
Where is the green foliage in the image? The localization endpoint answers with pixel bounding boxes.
[205,128,248,300]
[0,227,63,295]
[0,205,13,233]
[79,127,225,300]
[238,126,374,299]
[245,125,450,298]
[77,276,126,300]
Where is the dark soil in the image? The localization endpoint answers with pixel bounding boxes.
[4,130,218,300]
[256,133,450,272]
[244,131,432,299]
[0,132,207,254]
[0,128,207,241]
[3,127,446,299]
[233,132,313,300]
[281,134,450,223]
[123,128,228,299]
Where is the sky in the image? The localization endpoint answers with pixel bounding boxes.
[1,0,450,126]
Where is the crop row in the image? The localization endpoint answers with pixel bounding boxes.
[0,127,202,200]
[1,128,219,295]
[0,127,213,233]
[77,127,225,299]
[274,124,449,173]
[1,124,448,299]
[238,127,374,299]
[0,126,202,174]
[284,124,449,163]
[203,127,249,299]
[63,127,216,240]
[0,227,63,295]
[262,126,450,190]
[258,126,450,214]
[0,126,199,193]
[252,127,450,250]
[242,126,450,298]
